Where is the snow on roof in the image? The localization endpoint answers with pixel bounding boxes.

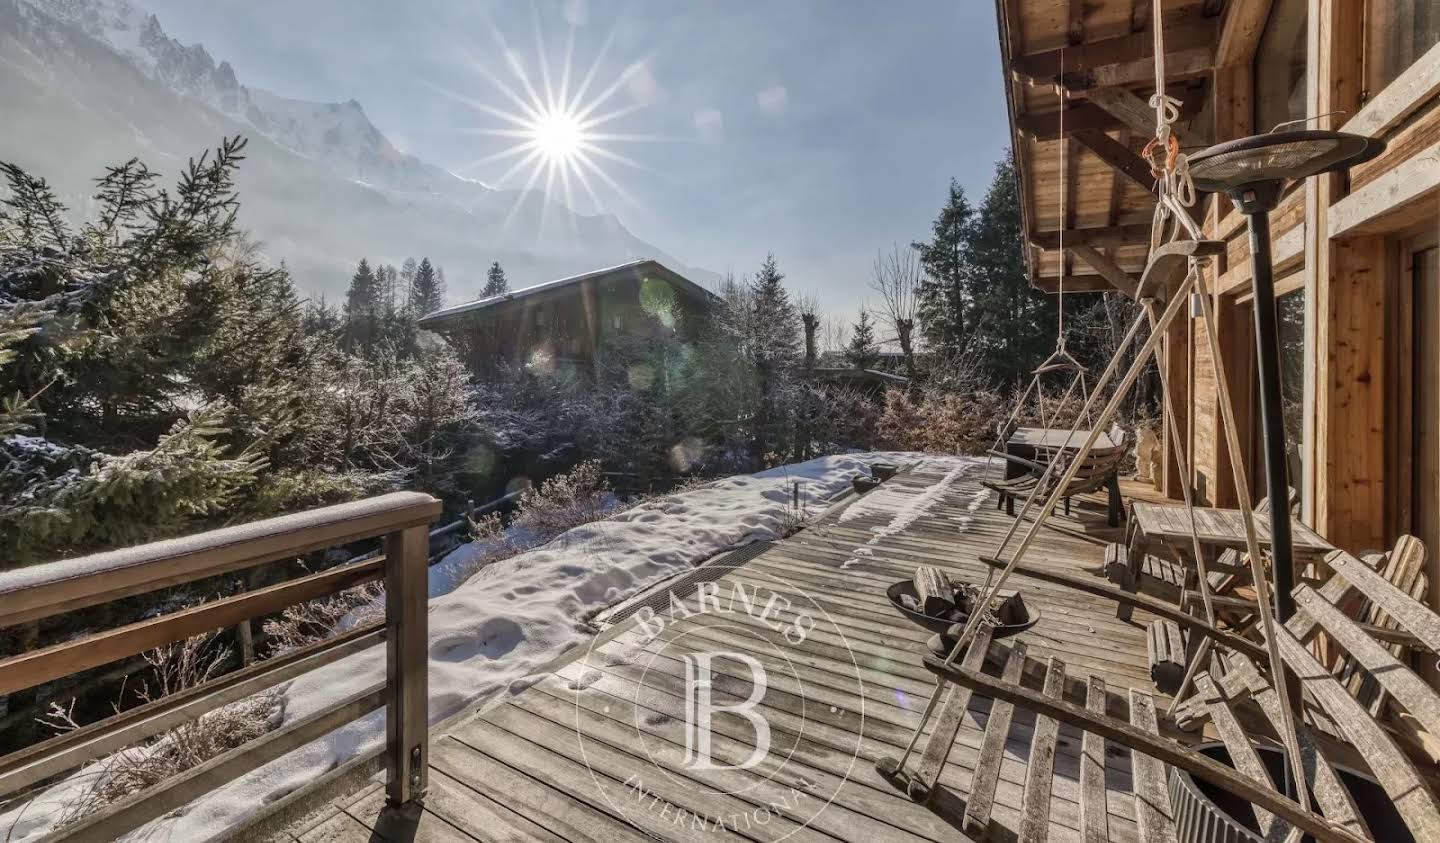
[418,259,711,328]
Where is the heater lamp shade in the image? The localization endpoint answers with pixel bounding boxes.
[1186,130,1384,193]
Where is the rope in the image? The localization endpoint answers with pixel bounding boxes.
[1190,282,1313,813]
[892,289,1174,771]
[1058,48,1066,338]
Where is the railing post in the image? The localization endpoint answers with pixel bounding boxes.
[385,525,429,806]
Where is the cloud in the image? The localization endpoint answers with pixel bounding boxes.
[756,84,788,115]
[694,108,724,143]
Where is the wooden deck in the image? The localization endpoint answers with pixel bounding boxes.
[286,461,1176,843]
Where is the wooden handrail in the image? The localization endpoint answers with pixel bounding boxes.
[0,491,439,627]
[0,491,442,837]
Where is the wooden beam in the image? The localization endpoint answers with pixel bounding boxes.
[1029,223,1151,249]
[1107,129,1128,226]
[1330,140,1440,237]
[1029,274,1120,294]
[0,556,386,696]
[1012,19,1218,83]
[1064,45,1214,92]
[1071,128,1156,192]
[1345,41,1440,138]
[1216,0,1273,67]
[1086,86,1206,148]
[0,623,384,799]
[0,491,441,628]
[1069,245,1139,298]
[1018,94,1204,141]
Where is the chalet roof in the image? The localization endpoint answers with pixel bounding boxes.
[418,259,714,328]
[994,0,1227,297]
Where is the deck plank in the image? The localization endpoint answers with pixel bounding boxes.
[326,462,1154,843]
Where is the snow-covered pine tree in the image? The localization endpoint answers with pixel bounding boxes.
[845,310,880,370]
[408,257,444,316]
[343,258,379,355]
[482,261,508,297]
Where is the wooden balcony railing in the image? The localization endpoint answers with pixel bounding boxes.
[0,491,443,841]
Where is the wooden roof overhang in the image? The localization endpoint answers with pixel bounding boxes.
[994,0,1232,299]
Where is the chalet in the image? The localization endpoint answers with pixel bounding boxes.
[998,0,1440,608]
[11,4,1440,841]
[418,259,715,377]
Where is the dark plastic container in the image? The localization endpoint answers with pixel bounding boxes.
[1169,743,1411,843]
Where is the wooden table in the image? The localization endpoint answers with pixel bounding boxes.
[1128,501,1333,561]
[1004,427,1117,479]
[1117,502,1333,621]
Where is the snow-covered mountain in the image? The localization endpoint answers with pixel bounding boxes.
[0,0,711,300]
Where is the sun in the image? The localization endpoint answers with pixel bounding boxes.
[530,107,586,164]
[438,17,661,228]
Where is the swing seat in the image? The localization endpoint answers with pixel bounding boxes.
[1138,239,1226,301]
[983,424,1131,527]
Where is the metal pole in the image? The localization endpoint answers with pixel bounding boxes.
[1245,209,1297,625]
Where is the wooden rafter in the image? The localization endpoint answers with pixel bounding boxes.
[1107,129,1127,226]
[1011,18,1217,86]
[1017,92,1204,141]
[1072,128,1156,193]
[1029,223,1150,249]
[1068,244,1139,298]
[1086,85,1206,148]
[1216,0,1274,68]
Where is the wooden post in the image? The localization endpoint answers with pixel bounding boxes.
[385,525,429,806]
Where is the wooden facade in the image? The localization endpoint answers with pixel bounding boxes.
[418,260,714,378]
[996,0,1440,617]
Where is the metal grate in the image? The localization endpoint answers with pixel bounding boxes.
[594,540,774,627]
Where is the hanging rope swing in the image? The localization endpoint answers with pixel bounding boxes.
[986,53,1095,468]
[886,0,1315,814]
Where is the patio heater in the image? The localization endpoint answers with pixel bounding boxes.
[1186,129,1384,623]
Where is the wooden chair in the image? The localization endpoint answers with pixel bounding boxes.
[984,423,1132,527]
[1171,544,1440,842]
[885,550,1440,842]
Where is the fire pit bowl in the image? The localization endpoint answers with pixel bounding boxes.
[885,581,1039,639]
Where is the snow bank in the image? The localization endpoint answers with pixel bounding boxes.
[1,451,945,842]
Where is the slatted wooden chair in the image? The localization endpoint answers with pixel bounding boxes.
[1175,538,1429,715]
[1169,545,1440,842]
[984,423,1132,527]
[879,623,1369,843]
[881,550,1440,842]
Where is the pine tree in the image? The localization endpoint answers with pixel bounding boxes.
[914,179,975,359]
[845,310,880,370]
[482,261,509,297]
[408,257,444,316]
[343,258,379,355]
[745,254,799,465]
[964,154,1056,386]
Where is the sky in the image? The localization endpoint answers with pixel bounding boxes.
[143,0,1010,322]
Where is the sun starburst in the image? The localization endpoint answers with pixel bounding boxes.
[439,14,663,233]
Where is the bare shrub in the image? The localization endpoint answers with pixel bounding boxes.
[43,635,281,826]
[876,386,1011,455]
[262,580,384,654]
[513,460,611,536]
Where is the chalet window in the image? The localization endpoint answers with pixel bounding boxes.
[1365,0,1440,96]
[1254,0,1307,132]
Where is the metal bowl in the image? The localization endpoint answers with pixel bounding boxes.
[884,581,1040,639]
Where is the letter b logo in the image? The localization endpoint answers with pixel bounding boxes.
[681,653,770,770]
